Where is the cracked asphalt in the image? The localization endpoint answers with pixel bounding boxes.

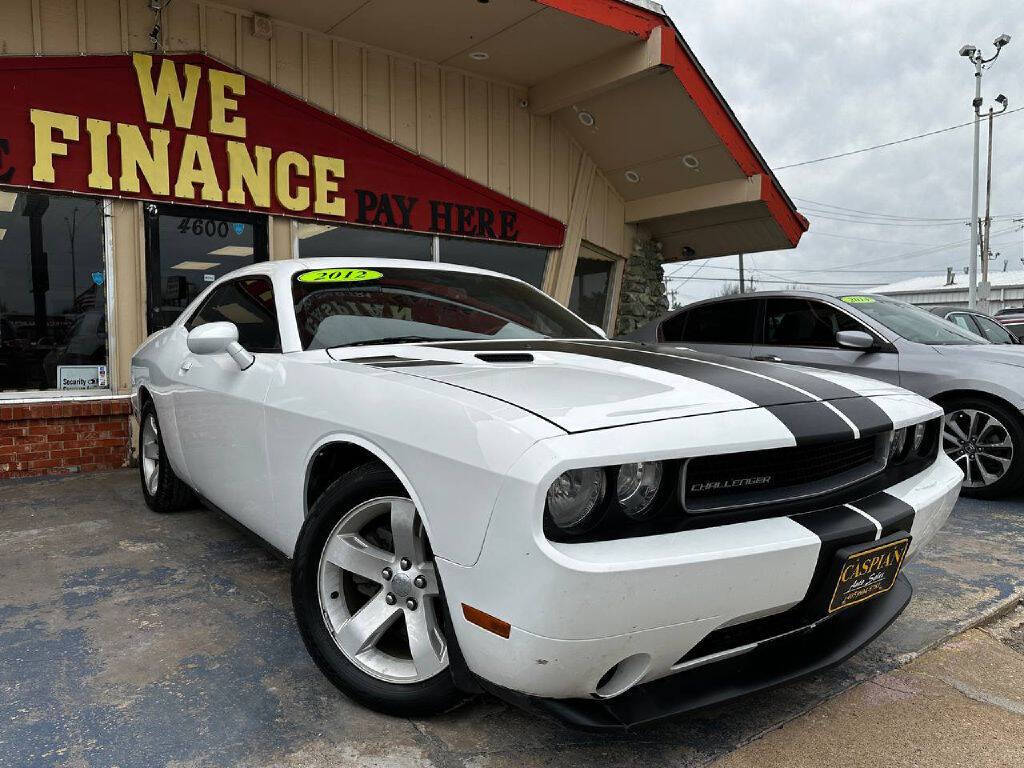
[1,470,1022,768]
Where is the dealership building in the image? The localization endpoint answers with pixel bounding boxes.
[0,0,806,477]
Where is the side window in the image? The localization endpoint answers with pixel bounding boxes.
[764,298,863,347]
[185,277,280,353]
[659,310,688,342]
[679,300,758,344]
[946,313,978,334]
[974,315,1015,344]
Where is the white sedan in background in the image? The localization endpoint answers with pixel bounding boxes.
[131,258,961,729]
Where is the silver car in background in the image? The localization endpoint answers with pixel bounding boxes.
[623,291,1024,498]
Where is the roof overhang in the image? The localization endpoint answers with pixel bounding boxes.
[212,0,808,261]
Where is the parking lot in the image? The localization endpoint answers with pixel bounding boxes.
[2,470,1022,768]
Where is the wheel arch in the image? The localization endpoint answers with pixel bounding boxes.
[931,388,1024,419]
[302,434,433,540]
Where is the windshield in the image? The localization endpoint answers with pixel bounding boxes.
[839,295,989,345]
[292,266,599,350]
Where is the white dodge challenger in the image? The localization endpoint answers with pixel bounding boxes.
[131,258,962,729]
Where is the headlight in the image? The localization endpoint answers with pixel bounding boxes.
[889,427,910,463]
[615,461,664,519]
[911,423,926,454]
[546,468,607,532]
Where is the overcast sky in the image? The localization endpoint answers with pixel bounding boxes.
[658,0,1024,304]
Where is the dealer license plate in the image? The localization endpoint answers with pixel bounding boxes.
[828,537,911,614]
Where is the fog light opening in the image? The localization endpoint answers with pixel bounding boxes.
[592,653,651,699]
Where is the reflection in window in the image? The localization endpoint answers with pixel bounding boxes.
[440,238,548,287]
[145,204,268,334]
[0,189,108,393]
[569,256,614,328]
[297,223,432,260]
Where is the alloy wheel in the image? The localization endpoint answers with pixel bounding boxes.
[316,496,448,684]
[943,408,1014,488]
[141,414,161,496]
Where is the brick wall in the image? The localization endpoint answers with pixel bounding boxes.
[0,398,132,479]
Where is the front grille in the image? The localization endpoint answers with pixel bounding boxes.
[683,435,884,513]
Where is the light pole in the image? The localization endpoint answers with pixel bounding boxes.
[981,94,1009,309]
[960,33,1011,309]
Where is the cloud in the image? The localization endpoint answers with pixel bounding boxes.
[659,0,1023,300]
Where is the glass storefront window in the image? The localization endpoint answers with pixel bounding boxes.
[296,223,432,260]
[569,255,615,328]
[439,238,548,288]
[0,189,109,394]
[145,204,268,334]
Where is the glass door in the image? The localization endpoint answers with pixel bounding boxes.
[145,203,269,334]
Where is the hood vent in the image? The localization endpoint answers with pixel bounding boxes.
[475,353,535,364]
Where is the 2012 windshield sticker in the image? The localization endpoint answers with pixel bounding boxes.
[841,296,875,304]
[298,269,383,283]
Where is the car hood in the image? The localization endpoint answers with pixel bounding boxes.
[328,339,904,434]
[931,344,1024,368]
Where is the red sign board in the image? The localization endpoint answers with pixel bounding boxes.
[0,53,564,248]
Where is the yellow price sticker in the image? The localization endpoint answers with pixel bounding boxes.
[297,268,383,283]
[841,296,875,304]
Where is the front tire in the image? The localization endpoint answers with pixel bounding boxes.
[291,463,463,717]
[942,396,1024,499]
[138,400,195,513]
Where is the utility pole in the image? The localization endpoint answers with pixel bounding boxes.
[981,96,1009,311]
[960,34,1011,309]
[738,253,745,294]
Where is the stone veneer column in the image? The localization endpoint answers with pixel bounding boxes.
[615,238,668,336]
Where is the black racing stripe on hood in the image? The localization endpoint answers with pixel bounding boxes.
[829,397,894,438]
[430,339,856,443]
[596,340,864,399]
[857,492,916,537]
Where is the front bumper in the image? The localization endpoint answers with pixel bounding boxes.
[478,575,912,731]
[436,450,961,717]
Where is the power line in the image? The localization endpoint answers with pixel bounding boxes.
[665,275,881,286]
[793,197,980,222]
[771,106,1024,170]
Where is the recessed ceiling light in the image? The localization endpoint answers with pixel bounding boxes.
[624,170,641,183]
[297,223,337,240]
[469,51,489,61]
[171,260,220,271]
[681,154,701,170]
[577,110,596,127]
[207,246,255,257]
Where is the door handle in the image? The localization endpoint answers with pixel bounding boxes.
[753,355,783,363]
[178,359,194,374]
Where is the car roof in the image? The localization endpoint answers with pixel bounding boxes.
[666,289,882,311]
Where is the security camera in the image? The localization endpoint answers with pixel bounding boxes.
[997,94,1009,106]
[994,33,1011,48]
[960,44,977,57]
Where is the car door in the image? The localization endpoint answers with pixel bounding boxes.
[660,297,759,359]
[173,276,280,526]
[752,297,901,384]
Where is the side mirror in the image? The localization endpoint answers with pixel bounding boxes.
[186,322,254,370]
[588,323,608,339]
[836,330,875,350]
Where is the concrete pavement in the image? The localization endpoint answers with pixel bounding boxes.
[0,469,1022,767]
[709,605,1024,768]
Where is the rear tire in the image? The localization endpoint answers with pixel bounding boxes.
[942,396,1024,499]
[292,463,463,717]
[138,400,196,513]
